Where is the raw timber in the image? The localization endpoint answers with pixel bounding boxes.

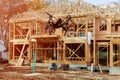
[8,0,120,72]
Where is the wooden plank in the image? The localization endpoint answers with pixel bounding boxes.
[107,45,109,66]
[63,42,66,61]
[29,22,32,61]
[107,18,111,33]
[68,44,83,58]
[31,35,58,38]
[13,44,15,61]
[98,64,103,74]
[62,37,87,43]
[16,29,30,66]
[93,17,96,66]
[113,60,120,65]
[97,42,109,46]
[96,35,111,40]
[10,39,29,44]
[110,41,113,67]
[87,44,91,64]
[43,60,86,64]
[111,40,120,43]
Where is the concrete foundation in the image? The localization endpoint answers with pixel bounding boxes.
[109,67,120,75]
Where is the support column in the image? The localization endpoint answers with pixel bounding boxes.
[13,24,15,61]
[57,41,60,60]
[53,43,56,60]
[93,17,96,66]
[13,44,15,61]
[86,43,90,65]
[110,41,113,67]
[85,42,89,64]
[118,44,120,66]
[93,40,97,66]
[63,42,66,61]
[107,17,111,34]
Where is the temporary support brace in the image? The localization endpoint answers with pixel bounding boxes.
[16,29,30,66]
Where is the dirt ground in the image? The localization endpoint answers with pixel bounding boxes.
[0,63,120,80]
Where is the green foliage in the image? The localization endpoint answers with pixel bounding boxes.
[99,52,107,59]
[27,0,47,11]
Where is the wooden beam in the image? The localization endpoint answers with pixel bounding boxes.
[66,44,83,60]
[110,41,113,67]
[76,24,85,32]
[93,17,96,66]
[113,60,120,65]
[70,44,83,57]
[16,29,30,66]
[107,18,111,33]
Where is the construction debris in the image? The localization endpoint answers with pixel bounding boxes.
[0,64,120,80]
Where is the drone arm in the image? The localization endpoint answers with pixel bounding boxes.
[46,13,52,17]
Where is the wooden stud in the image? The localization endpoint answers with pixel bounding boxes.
[110,41,113,67]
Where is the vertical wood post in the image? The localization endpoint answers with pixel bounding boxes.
[110,41,113,67]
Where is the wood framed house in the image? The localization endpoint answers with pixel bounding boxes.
[8,1,120,68]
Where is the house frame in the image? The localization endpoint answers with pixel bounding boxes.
[9,1,120,67]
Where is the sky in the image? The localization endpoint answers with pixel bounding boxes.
[85,0,120,5]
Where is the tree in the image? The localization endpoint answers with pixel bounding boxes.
[26,0,47,10]
[0,0,28,47]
